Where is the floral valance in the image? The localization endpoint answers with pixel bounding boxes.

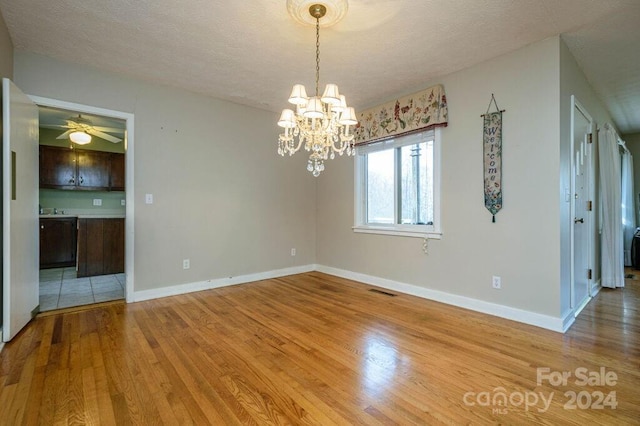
[353,84,448,145]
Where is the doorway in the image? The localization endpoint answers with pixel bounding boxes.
[571,96,595,315]
[31,96,134,310]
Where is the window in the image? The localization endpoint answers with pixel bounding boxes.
[354,129,441,238]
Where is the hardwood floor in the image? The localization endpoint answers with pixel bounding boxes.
[1,272,638,425]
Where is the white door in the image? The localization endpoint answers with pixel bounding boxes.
[572,99,593,312]
[2,78,39,342]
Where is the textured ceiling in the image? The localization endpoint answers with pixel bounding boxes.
[1,0,639,134]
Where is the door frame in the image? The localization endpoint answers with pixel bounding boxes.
[30,96,135,302]
[570,95,595,314]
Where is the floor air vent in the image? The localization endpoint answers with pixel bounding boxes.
[369,289,397,297]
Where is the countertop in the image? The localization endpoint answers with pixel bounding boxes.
[39,214,126,219]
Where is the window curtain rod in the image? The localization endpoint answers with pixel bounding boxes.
[619,139,630,154]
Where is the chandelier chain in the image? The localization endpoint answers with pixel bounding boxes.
[315,16,320,97]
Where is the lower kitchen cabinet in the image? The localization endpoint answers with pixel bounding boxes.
[40,217,77,269]
[77,218,125,278]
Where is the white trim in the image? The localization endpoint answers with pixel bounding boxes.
[353,226,442,239]
[354,128,442,237]
[133,265,316,302]
[561,310,576,332]
[590,279,602,297]
[316,264,566,332]
[569,95,594,310]
[573,296,591,317]
[27,96,136,303]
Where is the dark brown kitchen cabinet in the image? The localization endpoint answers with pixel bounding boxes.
[40,217,77,269]
[77,150,111,189]
[109,153,125,191]
[77,218,124,278]
[39,146,77,189]
[39,145,125,191]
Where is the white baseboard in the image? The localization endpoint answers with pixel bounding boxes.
[133,264,315,302]
[561,310,576,332]
[130,263,566,332]
[315,265,566,333]
[591,279,601,296]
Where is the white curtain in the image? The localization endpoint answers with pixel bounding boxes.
[621,146,636,266]
[599,125,624,288]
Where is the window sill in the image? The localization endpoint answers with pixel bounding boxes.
[352,225,442,239]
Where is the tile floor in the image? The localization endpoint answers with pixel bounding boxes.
[39,267,125,312]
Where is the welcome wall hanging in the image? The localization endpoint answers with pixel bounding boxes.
[481,94,505,223]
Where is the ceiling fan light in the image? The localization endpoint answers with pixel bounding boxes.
[69,131,91,145]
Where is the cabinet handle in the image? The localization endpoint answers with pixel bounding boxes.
[69,175,75,184]
[79,176,84,185]
[41,225,44,229]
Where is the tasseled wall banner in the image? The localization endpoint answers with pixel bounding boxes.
[482,94,504,223]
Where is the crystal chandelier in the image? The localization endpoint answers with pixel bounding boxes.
[277,2,357,177]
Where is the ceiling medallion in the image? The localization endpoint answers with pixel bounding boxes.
[278,1,357,176]
[286,0,348,27]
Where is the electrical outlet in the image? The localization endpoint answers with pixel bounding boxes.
[93,198,102,206]
[492,275,501,289]
[291,248,296,256]
[145,193,154,204]
[121,199,126,206]
[183,259,190,269]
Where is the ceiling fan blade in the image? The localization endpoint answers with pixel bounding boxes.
[88,129,122,143]
[56,130,73,139]
[91,125,124,133]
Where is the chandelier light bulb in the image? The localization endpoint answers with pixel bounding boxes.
[339,107,357,126]
[321,84,341,105]
[303,97,325,119]
[278,109,296,128]
[288,84,308,105]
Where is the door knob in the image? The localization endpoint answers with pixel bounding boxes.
[574,217,584,224]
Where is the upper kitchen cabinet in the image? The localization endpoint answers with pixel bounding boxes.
[39,145,77,189]
[109,152,125,191]
[77,149,110,189]
[39,145,125,191]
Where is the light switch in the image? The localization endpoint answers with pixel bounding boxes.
[145,193,153,204]
[93,199,102,206]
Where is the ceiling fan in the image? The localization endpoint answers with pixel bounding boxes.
[55,114,123,144]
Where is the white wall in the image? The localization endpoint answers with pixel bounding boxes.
[0,10,12,79]
[559,38,617,317]
[317,37,563,320]
[14,52,317,293]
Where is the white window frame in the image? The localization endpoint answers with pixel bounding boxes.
[353,128,442,239]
